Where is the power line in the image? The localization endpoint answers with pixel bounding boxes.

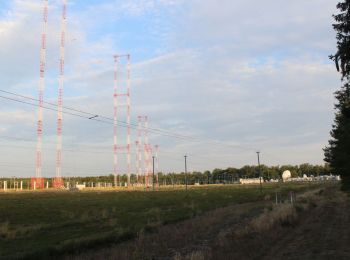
[0,94,105,122]
[0,89,195,141]
[0,90,256,151]
[0,93,196,142]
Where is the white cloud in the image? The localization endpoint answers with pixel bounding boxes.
[0,0,342,177]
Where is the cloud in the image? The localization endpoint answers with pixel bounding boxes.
[0,0,342,177]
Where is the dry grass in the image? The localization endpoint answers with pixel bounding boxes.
[234,188,326,237]
[202,201,301,260]
[65,184,344,260]
[0,183,322,259]
[173,250,208,260]
[0,221,45,240]
[250,204,297,232]
[0,221,10,238]
[65,202,266,260]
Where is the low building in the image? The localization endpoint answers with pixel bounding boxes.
[239,178,263,184]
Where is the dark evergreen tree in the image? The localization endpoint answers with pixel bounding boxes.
[325,0,350,190]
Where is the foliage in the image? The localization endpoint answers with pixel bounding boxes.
[325,0,350,190]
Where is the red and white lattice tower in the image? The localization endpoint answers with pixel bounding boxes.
[113,54,131,187]
[147,144,153,187]
[135,140,140,184]
[154,144,159,186]
[143,116,153,187]
[32,0,48,190]
[53,0,67,189]
[136,115,144,184]
[137,116,145,185]
[137,115,152,187]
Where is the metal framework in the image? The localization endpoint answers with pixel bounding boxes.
[145,143,153,187]
[33,0,48,189]
[136,115,143,184]
[135,140,141,183]
[136,116,153,187]
[53,0,67,189]
[144,116,152,187]
[113,54,131,187]
[154,144,159,186]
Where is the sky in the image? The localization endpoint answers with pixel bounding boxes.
[0,0,342,177]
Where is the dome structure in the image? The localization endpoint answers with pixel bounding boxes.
[282,170,291,181]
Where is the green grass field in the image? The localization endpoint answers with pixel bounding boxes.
[0,183,319,259]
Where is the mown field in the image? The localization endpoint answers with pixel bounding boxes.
[0,183,320,259]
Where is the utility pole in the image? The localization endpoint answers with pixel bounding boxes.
[152,156,155,191]
[257,151,262,193]
[184,155,188,191]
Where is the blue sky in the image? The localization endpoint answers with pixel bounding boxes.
[0,0,342,177]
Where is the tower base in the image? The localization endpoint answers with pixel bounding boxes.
[31,177,45,190]
[52,177,64,189]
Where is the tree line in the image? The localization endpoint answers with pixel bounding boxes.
[45,163,331,185]
[0,163,330,187]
